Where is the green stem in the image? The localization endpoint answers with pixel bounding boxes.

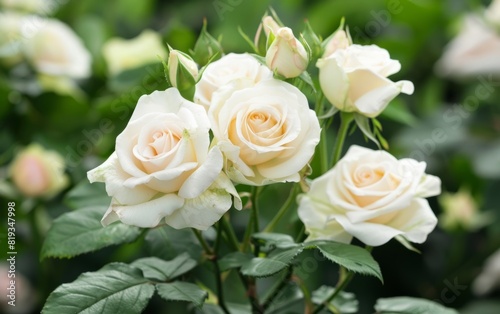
[192,228,230,314]
[262,266,294,310]
[331,112,354,167]
[263,185,298,233]
[251,186,262,256]
[251,186,261,234]
[320,128,329,174]
[312,267,355,314]
[192,229,213,256]
[220,215,240,252]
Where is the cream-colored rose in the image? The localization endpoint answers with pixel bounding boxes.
[23,17,91,79]
[317,44,414,118]
[0,0,54,15]
[298,145,441,246]
[194,53,273,109]
[486,0,500,30]
[472,249,500,296]
[435,15,500,78]
[0,12,24,64]
[9,144,69,198]
[208,79,321,186]
[322,29,350,58]
[438,188,492,231]
[103,29,167,76]
[262,16,308,78]
[88,88,241,230]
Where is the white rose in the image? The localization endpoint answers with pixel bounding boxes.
[103,29,167,76]
[88,88,241,229]
[435,15,500,78]
[322,29,350,58]
[194,53,273,109]
[23,17,91,79]
[317,44,414,118]
[472,249,500,296]
[0,0,54,15]
[0,12,24,63]
[298,145,441,246]
[265,27,309,78]
[486,0,500,30]
[9,143,69,198]
[209,79,321,186]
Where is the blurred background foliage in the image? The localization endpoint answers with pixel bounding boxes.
[1,0,500,313]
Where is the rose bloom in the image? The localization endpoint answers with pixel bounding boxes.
[0,12,25,64]
[472,249,500,296]
[9,144,69,198]
[0,0,54,15]
[435,15,500,78]
[23,17,91,79]
[208,79,321,185]
[298,145,441,246]
[317,44,414,118]
[103,29,168,76]
[88,88,241,229]
[194,53,273,109]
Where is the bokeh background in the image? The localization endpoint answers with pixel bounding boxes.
[1,0,500,313]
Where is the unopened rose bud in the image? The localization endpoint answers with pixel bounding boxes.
[191,20,223,66]
[265,27,308,78]
[322,29,350,58]
[167,48,198,92]
[9,144,68,198]
[439,188,493,231]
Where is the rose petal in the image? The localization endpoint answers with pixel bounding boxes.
[87,153,156,205]
[101,193,185,228]
[178,146,223,199]
[165,173,240,229]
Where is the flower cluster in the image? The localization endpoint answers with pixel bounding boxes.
[0,1,91,94]
[88,13,441,246]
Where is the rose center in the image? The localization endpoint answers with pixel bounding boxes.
[353,165,384,187]
[145,130,181,157]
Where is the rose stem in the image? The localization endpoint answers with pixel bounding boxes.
[220,214,240,252]
[312,246,373,314]
[263,184,299,233]
[192,227,232,314]
[262,265,294,310]
[331,112,354,167]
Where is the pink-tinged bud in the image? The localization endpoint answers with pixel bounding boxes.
[265,27,308,78]
[9,144,68,198]
[322,29,350,58]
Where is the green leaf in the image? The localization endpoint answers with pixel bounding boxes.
[240,246,303,277]
[218,252,254,272]
[460,300,500,314]
[64,180,111,209]
[311,285,358,314]
[131,253,197,281]
[42,263,155,314]
[353,114,381,149]
[380,99,417,126]
[374,296,459,314]
[156,282,208,307]
[41,206,142,260]
[310,241,383,283]
[145,225,202,261]
[252,232,298,251]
